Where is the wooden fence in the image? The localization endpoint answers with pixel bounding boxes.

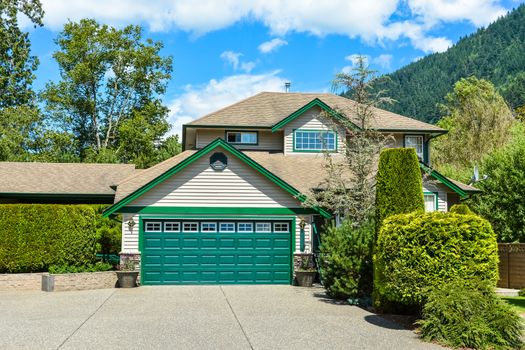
[498,243,525,289]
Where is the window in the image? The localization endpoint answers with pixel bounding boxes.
[164,222,180,232]
[294,130,336,151]
[201,222,217,232]
[183,222,199,232]
[255,222,271,233]
[424,193,437,212]
[219,222,235,232]
[273,222,290,233]
[405,135,424,161]
[145,222,161,232]
[237,222,253,232]
[226,131,257,145]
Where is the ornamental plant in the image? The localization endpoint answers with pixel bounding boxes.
[374,211,498,311]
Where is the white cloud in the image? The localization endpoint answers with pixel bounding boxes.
[345,54,369,66]
[167,71,288,135]
[258,38,288,53]
[220,51,256,73]
[372,54,393,69]
[35,0,510,54]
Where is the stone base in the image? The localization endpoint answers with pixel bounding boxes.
[43,271,118,292]
[0,273,44,291]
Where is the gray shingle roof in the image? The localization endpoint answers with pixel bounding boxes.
[0,162,135,195]
[187,92,446,133]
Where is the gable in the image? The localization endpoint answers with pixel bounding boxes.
[128,146,302,208]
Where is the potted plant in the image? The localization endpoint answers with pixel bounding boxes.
[116,257,139,288]
[295,255,317,287]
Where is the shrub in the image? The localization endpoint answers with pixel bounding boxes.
[449,203,473,215]
[519,288,525,297]
[48,262,113,274]
[91,205,121,257]
[375,148,424,230]
[374,211,498,311]
[418,279,523,350]
[0,204,97,273]
[319,219,374,299]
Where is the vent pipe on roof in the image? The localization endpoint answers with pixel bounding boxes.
[285,82,291,93]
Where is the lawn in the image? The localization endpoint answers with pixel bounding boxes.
[501,296,525,314]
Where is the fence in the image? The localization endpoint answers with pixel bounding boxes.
[498,243,525,289]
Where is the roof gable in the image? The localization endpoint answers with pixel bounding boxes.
[103,138,331,218]
[419,163,481,198]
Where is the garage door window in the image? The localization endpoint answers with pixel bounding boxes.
[145,222,161,232]
[274,222,289,232]
[201,222,217,232]
[256,222,271,232]
[164,222,180,232]
[219,222,235,232]
[238,222,253,232]
[183,222,199,232]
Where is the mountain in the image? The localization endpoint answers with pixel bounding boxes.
[375,4,525,123]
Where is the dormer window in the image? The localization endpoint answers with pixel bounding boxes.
[404,135,424,161]
[294,129,336,152]
[226,131,258,145]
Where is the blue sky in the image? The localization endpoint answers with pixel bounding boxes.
[25,0,524,135]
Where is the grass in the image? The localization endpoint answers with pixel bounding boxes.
[501,296,525,314]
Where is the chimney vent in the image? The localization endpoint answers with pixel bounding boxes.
[284,82,291,93]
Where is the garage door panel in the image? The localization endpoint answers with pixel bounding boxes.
[141,219,292,285]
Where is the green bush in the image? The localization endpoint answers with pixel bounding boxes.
[0,204,98,273]
[518,288,525,297]
[449,203,473,215]
[48,262,113,274]
[375,148,424,230]
[374,211,499,311]
[319,219,374,299]
[91,205,121,257]
[418,279,523,350]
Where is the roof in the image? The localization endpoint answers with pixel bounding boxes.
[187,92,446,133]
[0,162,136,196]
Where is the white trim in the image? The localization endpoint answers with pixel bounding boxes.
[145,221,162,232]
[201,222,217,232]
[163,222,180,232]
[255,222,272,233]
[219,222,235,233]
[237,222,254,233]
[273,222,290,233]
[182,222,199,232]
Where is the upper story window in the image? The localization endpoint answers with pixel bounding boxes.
[404,135,424,161]
[424,192,437,212]
[226,131,258,145]
[294,130,336,152]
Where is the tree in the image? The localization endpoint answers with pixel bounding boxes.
[0,105,42,161]
[470,125,525,242]
[41,19,174,166]
[0,0,43,108]
[307,56,392,226]
[431,77,515,181]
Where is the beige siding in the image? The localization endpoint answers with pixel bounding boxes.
[196,129,283,151]
[423,181,448,212]
[283,106,346,155]
[121,213,140,253]
[128,146,301,208]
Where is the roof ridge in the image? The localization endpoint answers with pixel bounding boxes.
[0,161,135,167]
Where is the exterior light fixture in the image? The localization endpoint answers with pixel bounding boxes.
[127,218,136,232]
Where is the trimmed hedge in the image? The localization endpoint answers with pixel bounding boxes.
[0,204,98,273]
[449,203,473,215]
[374,211,498,310]
[375,148,424,230]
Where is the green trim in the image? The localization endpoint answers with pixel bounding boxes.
[119,206,320,215]
[224,130,259,146]
[300,227,305,252]
[138,215,144,285]
[419,163,478,199]
[292,129,338,153]
[423,191,439,211]
[103,138,331,219]
[379,129,447,135]
[271,98,359,132]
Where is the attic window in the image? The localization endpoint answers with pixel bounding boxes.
[226,131,257,145]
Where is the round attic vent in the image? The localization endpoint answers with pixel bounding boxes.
[210,152,227,171]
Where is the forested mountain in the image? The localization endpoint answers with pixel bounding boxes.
[374,4,525,123]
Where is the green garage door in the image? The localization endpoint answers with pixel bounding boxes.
[141,219,292,285]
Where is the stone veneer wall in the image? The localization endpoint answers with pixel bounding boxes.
[51,271,118,292]
[0,273,44,291]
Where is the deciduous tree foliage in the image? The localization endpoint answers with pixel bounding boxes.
[41,19,175,166]
[0,0,43,108]
[431,77,515,181]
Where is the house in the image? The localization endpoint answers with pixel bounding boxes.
[0,162,135,204]
[102,92,480,286]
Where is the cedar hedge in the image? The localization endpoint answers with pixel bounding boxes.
[375,148,425,230]
[374,211,499,310]
[449,203,473,215]
[0,204,98,273]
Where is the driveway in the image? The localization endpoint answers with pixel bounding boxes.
[0,286,442,349]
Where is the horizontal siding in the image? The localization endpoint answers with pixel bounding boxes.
[196,129,283,151]
[129,146,301,208]
[284,106,346,155]
[423,181,448,212]
[294,215,312,253]
[122,213,140,253]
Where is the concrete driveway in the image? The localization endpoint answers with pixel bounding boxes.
[0,286,442,349]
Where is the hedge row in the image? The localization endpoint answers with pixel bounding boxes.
[0,204,99,273]
[374,211,499,310]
